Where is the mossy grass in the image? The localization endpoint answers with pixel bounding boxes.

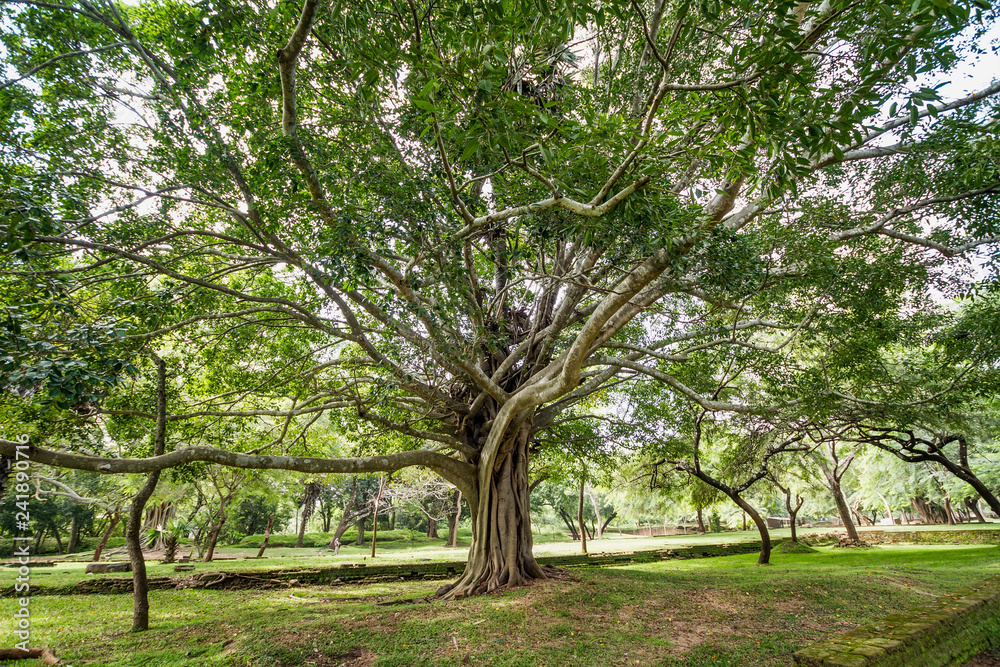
[775,540,819,554]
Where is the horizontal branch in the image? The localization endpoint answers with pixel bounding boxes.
[1,439,476,502]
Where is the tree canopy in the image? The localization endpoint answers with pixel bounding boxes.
[2,0,999,596]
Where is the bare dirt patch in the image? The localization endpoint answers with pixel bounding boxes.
[964,650,1000,667]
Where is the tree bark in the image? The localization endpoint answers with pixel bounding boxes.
[696,508,706,533]
[876,492,895,526]
[578,477,588,555]
[355,516,365,546]
[437,422,544,599]
[203,509,226,562]
[49,521,63,554]
[588,490,603,539]
[448,490,462,547]
[0,648,60,664]
[785,493,804,543]
[965,496,987,523]
[818,459,860,543]
[67,515,80,554]
[427,517,438,538]
[329,478,359,549]
[943,496,958,525]
[601,511,617,534]
[127,354,167,632]
[558,508,579,540]
[93,511,120,562]
[730,494,771,565]
[255,513,275,558]
[371,475,385,558]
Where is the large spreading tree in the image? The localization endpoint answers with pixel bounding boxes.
[2,0,999,597]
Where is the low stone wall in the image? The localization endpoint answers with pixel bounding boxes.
[793,575,1000,667]
[13,541,768,596]
[857,529,1000,546]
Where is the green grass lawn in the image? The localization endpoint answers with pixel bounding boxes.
[6,523,999,593]
[2,543,998,666]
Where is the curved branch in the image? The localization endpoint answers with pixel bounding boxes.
[0,439,476,503]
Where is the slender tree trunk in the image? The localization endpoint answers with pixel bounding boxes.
[943,497,958,525]
[819,461,861,543]
[601,511,617,534]
[66,515,80,554]
[371,476,385,558]
[255,513,275,558]
[559,508,579,540]
[296,505,309,548]
[578,478,588,555]
[729,493,771,565]
[329,478,359,549]
[448,490,462,548]
[355,517,365,546]
[876,492,895,526]
[49,522,63,554]
[785,493,803,544]
[203,509,226,562]
[965,496,987,523]
[33,525,45,553]
[93,511,120,562]
[696,508,706,533]
[588,491,603,539]
[128,355,167,632]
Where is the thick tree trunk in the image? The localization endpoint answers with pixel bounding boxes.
[965,496,987,523]
[696,508,706,533]
[355,517,365,546]
[255,513,275,558]
[93,511,120,562]
[912,496,934,523]
[427,517,438,538]
[437,426,544,599]
[127,355,167,633]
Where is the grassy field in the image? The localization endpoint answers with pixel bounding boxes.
[6,523,999,592]
[2,542,999,666]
